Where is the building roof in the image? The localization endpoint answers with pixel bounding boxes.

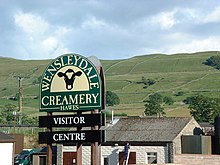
[105,117,193,143]
[0,132,15,142]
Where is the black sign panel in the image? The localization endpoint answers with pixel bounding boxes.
[39,130,105,144]
[39,113,105,128]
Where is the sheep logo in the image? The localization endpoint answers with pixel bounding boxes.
[57,69,82,90]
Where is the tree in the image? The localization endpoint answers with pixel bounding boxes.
[0,104,17,124]
[188,95,220,123]
[175,91,184,96]
[144,93,165,117]
[106,91,120,106]
[32,76,42,84]
[22,115,38,125]
[149,93,163,103]
[141,76,156,88]
[203,55,220,70]
[163,96,174,105]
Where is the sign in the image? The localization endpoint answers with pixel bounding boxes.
[39,130,105,144]
[39,114,105,127]
[39,54,102,112]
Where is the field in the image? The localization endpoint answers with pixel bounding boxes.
[0,51,220,117]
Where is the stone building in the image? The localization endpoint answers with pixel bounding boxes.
[57,117,201,165]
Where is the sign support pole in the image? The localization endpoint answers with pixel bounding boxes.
[90,65,105,165]
[47,112,53,165]
[76,112,82,165]
[91,109,101,165]
[77,142,82,165]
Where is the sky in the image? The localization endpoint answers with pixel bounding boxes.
[1,0,220,60]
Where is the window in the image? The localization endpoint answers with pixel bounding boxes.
[147,152,157,164]
[39,156,46,165]
[104,157,109,165]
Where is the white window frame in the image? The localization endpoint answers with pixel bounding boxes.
[146,152,157,164]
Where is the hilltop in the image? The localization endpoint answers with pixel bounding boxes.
[0,51,220,117]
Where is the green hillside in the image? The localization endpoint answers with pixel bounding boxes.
[0,51,220,117]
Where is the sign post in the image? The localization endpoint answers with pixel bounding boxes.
[89,56,105,165]
[76,114,82,165]
[38,54,105,165]
[47,112,53,165]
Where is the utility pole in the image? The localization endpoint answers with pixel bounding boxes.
[14,75,28,125]
[18,76,23,125]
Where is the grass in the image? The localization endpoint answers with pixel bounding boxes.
[1,51,220,117]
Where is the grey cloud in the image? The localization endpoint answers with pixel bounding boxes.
[1,0,220,59]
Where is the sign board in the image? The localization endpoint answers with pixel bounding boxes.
[39,114,105,127]
[39,54,102,112]
[39,130,105,144]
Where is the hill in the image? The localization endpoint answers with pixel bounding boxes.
[0,51,220,117]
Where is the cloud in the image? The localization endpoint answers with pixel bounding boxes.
[81,16,107,29]
[166,37,220,54]
[149,10,177,30]
[1,1,220,60]
[13,11,70,59]
[203,6,220,23]
[14,11,49,36]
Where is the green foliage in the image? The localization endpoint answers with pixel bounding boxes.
[183,97,193,104]
[0,104,17,124]
[204,55,220,69]
[163,96,174,105]
[0,104,38,125]
[32,76,42,85]
[22,115,38,125]
[106,91,120,106]
[149,93,163,103]
[175,91,184,96]
[141,76,156,88]
[1,51,220,117]
[188,95,220,123]
[144,93,165,117]
[144,101,164,117]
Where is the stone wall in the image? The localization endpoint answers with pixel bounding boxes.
[173,118,201,154]
[101,145,167,165]
[174,154,220,165]
[58,145,168,165]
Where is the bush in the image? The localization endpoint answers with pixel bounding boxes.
[204,55,220,70]
[141,77,156,88]
[163,96,174,105]
[106,91,120,106]
[175,91,184,96]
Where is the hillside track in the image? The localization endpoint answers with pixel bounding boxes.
[105,59,130,73]
[140,71,216,102]
[128,56,159,74]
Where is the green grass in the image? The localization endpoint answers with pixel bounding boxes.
[1,51,220,117]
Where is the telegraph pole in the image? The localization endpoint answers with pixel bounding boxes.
[14,75,28,125]
[18,76,23,125]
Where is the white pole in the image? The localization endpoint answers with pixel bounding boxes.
[111,110,114,123]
